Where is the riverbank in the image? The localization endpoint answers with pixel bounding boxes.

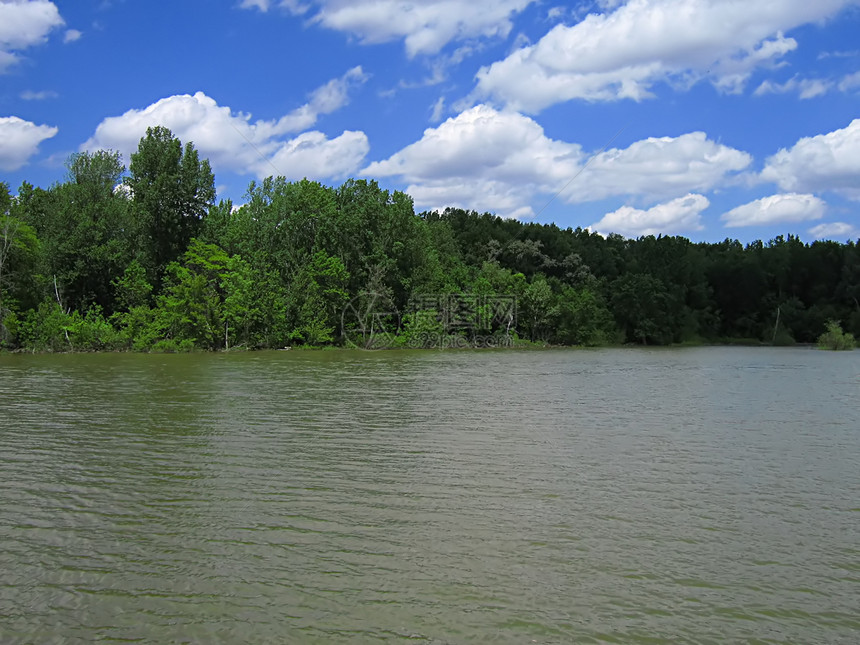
[1,336,835,355]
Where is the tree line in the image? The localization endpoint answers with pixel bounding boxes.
[1,126,858,352]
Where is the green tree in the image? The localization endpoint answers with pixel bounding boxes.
[107,259,160,350]
[290,251,349,345]
[1,183,42,346]
[158,239,253,350]
[220,254,258,349]
[113,259,153,310]
[126,126,215,282]
[14,153,132,314]
[521,274,558,342]
[610,273,675,345]
[556,285,618,346]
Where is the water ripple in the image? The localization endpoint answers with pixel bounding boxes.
[1,348,858,643]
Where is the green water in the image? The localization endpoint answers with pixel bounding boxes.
[1,348,858,643]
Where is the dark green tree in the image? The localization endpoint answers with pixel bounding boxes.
[14,152,132,314]
[610,273,676,345]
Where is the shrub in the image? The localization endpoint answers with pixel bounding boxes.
[65,306,123,351]
[150,338,195,353]
[18,302,71,352]
[817,320,855,351]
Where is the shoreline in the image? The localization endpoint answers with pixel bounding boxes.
[0,340,826,357]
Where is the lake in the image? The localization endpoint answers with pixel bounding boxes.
[0,347,858,643]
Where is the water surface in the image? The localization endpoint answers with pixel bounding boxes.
[1,348,858,643]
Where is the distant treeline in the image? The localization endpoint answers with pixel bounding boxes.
[1,126,858,352]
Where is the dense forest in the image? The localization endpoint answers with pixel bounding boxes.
[1,126,858,352]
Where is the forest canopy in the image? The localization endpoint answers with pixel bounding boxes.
[1,126,858,352]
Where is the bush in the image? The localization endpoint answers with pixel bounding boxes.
[16,302,127,352]
[65,306,123,351]
[1,307,19,349]
[771,328,796,346]
[150,338,196,353]
[817,320,855,351]
[111,305,165,351]
[18,302,71,352]
[396,309,444,348]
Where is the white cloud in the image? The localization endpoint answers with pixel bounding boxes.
[546,6,566,21]
[808,221,860,240]
[818,49,860,60]
[266,130,370,180]
[238,0,307,11]
[754,76,833,99]
[363,104,583,217]
[709,34,798,95]
[429,96,446,122]
[63,28,82,43]
[721,193,826,227]
[473,0,854,111]
[799,80,832,99]
[0,0,65,71]
[397,44,478,89]
[570,132,752,202]
[591,193,709,236]
[839,71,860,92]
[273,65,368,132]
[20,89,58,100]
[760,119,860,200]
[0,115,58,171]
[240,0,534,56]
[363,105,751,216]
[0,51,15,69]
[82,68,369,181]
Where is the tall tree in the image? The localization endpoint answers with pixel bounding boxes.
[1,183,41,344]
[16,152,132,314]
[126,126,215,282]
[290,250,349,345]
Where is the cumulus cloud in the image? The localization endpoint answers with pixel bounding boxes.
[721,193,826,227]
[240,0,534,56]
[473,0,854,111]
[0,115,59,171]
[760,119,860,200]
[82,68,369,181]
[570,132,752,202]
[266,130,370,180]
[63,28,82,43]
[0,0,65,71]
[363,104,583,217]
[591,193,709,237]
[362,104,749,217]
[808,221,860,240]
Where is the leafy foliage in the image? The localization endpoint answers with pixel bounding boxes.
[817,320,856,351]
[126,126,215,283]
[5,128,860,353]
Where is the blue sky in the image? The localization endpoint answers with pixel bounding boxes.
[1,0,859,242]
